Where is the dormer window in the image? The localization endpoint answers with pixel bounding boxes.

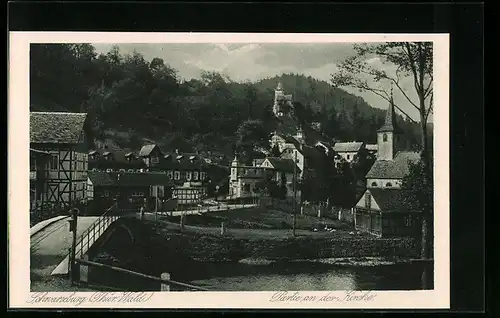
[189,155,196,161]
[176,155,184,161]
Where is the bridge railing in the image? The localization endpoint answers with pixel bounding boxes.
[74,206,120,259]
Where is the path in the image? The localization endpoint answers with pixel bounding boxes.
[30,216,99,289]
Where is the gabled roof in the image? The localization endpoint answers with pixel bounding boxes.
[139,144,161,157]
[366,151,420,179]
[333,142,364,153]
[88,171,173,187]
[367,188,420,213]
[30,148,50,156]
[88,149,147,169]
[30,112,87,144]
[366,144,378,151]
[263,157,301,173]
[88,171,116,186]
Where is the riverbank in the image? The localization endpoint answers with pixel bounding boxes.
[119,217,419,264]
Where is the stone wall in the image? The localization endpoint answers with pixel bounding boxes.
[123,219,419,263]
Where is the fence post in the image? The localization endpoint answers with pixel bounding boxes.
[161,273,171,291]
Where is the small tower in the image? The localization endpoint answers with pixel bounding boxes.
[377,85,403,161]
[273,82,285,117]
[230,154,240,182]
[295,125,305,144]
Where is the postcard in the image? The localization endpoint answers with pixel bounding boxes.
[8,32,449,309]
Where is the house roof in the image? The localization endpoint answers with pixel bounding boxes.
[333,142,364,153]
[159,152,209,170]
[139,144,160,157]
[264,157,301,173]
[367,188,420,213]
[30,112,87,144]
[366,144,378,151]
[88,171,173,187]
[114,172,173,187]
[30,148,50,156]
[366,151,420,179]
[88,171,116,186]
[88,149,147,169]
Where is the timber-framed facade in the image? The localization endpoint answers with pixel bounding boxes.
[30,112,92,211]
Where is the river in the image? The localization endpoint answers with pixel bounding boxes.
[89,256,430,291]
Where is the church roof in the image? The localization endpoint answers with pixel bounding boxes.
[366,188,419,213]
[366,151,420,179]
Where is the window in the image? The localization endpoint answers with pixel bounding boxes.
[132,191,144,197]
[383,133,388,142]
[30,157,36,171]
[404,216,412,227]
[119,169,126,172]
[365,193,371,209]
[128,169,134,172]
[346,154,350,160]
[193,171,199,181]
[243,184,250,192]
[151,156,159,164]
[371,182,377,187]
[186,171,192,181]
[386,182,392,187]
[167,170,173,179]
[49,154,59,170]
[174,171,180,180]
[201,172,206,180]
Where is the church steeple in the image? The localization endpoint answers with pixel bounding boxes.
[376,84,404,161]
[378,84,402,133]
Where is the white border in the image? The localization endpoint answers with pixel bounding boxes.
[8,32,449,309]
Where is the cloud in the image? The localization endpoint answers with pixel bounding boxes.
[92,43,427,120]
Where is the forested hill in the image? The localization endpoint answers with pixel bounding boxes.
[30,44,423,156]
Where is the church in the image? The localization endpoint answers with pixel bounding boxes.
[354,91,422,237]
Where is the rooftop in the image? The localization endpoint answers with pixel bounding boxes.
[333,141,364,153]
[366,188,420,213]
[366,151,420,179]
[30,112,87,144]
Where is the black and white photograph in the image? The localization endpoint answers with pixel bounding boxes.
[9,32,450,309]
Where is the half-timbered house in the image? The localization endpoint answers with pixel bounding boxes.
[30,148,50,221]
[30,112,92,211]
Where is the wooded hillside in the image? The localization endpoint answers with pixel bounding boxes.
[30,44,425,154]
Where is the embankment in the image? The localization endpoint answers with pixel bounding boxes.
[120,219,419,263]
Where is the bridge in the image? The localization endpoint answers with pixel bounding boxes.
[30,202,257,290]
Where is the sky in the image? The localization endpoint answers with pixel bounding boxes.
[92,43,428,121]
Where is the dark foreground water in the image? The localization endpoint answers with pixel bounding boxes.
[90,258,430,291]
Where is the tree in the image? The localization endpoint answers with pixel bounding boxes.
[235,119,270,161]
[270,145,282,157]
[331,42,433,264]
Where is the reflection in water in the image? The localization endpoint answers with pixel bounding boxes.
[182,261,425,291]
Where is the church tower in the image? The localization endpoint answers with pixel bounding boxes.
[377,86,403,161]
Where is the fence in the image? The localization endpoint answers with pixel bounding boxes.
[76,259,211,291]
[73,206,120,260]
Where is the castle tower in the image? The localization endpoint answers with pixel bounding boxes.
[377,86,404,160]
[273,82,285,117]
